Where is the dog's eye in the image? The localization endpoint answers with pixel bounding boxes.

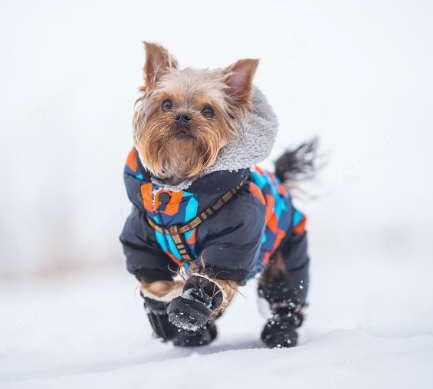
[201,107,213,118]
[161,100,173,111]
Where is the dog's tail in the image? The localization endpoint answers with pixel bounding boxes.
[274,137,319,184]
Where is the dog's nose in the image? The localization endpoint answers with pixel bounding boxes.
[175,112,192,123]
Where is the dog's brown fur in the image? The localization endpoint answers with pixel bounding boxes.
[133,42,259,185]
[260,251,287,280]
[140,279,184,301]
[140,255,291,317]
[140,277,238,315]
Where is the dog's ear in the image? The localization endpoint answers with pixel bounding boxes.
[143,42,178,86]
[224,59,259,107]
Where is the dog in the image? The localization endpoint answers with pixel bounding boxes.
[120,42,316,348]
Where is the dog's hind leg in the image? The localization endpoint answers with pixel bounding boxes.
[258,227,310,348]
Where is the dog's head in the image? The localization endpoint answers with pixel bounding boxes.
[133,42,259,185]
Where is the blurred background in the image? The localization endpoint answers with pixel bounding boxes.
[1,0,432,277]
[1,0,433,385]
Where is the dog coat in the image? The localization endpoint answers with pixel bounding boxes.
[120,87,308,286]
[121,148,307,284]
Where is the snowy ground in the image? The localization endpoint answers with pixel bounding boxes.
[2,251,433,389]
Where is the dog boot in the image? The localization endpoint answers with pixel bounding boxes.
[167,275,224,331]
[172,321,217,347]
[143,295,217,347]
[261,303,304,348]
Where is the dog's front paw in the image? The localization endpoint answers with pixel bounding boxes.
[167,295,212,331]
[167,275,224,331]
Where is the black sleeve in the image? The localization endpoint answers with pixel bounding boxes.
[119,206,177,282]
[259,207,310,306]
[195,188,266,285]
[279,230,310,305]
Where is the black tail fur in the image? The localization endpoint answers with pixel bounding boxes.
[274,138,319,183]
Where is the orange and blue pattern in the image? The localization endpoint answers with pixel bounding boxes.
[125,149,200,265]
[125,148,306,276]
[247,166,306,276]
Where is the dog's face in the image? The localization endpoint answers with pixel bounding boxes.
[133,42,259,185]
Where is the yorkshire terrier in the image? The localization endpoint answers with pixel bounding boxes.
[120,42,316,348]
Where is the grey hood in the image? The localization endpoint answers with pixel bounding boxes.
[148,87,279,191]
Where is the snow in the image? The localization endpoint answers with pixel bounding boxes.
[1,251,433,388]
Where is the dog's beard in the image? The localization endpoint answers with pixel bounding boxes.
[137,122,225,185]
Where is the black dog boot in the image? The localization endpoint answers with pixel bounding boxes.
[172,321,217,347]
[143,295,217,347]
[261,304,304,348]
[167,275,224,331]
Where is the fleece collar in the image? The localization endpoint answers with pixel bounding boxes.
[139,87,279,192]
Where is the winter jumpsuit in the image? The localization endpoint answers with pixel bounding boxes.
[120,148,309,306]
